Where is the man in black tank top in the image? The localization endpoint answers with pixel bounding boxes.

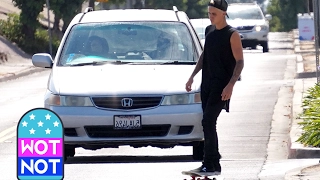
[186,0,244,175]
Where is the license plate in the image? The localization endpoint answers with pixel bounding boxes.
[114,115,141,129]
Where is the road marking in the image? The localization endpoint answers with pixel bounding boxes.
[0,126,16,139]
[0,132,16,143]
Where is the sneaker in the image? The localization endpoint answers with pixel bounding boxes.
[189,165,215,174]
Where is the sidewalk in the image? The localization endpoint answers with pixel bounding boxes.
[284,30,320,179]
[0,36,48,83]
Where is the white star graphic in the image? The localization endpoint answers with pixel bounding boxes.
[45,114,51,120]
[22,121,28,127]
[29,114,35,120]
[45,128,51,134]
[53,121,59,127]
[29,128,35,134]
[38,121,44,127]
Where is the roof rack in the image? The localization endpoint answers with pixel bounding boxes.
[173,6,180,21]
[84,7,94,13]
[173,6,178,12]
[79,7,94,23]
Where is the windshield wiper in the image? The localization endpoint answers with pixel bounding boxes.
[67,60,127,66]
[161,61,196,65]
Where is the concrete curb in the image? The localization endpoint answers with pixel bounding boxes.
[0,66,49,83]
[283,30,320,180]
[288,33,320,159]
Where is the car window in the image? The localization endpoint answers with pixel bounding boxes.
[58,22,197,66]
[227,6,264,20]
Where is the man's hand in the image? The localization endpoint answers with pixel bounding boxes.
[185,78,193,92]
[221,83,234,101]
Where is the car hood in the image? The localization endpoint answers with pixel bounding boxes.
[227,19,267,27]
[50,65,202,95]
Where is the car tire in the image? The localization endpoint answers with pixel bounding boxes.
[64,145,75,161]
[261,41,269,53]
[193,141,204,160]
[250,45,257,50]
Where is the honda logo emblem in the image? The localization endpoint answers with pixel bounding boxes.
[121,98,133,107]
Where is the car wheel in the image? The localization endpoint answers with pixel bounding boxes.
[193,141,204,160]
[261,41,269,53]
[250,45,257,50]
[64,145,75,161]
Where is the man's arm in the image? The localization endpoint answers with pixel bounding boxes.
[186,51,203,92]
[221,31,244,100]
[229,31,244,85]
[189,51,204,79]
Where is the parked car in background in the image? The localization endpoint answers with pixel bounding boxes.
[189,18,211,46]
[227,2,272,53]
[32,7,205,160]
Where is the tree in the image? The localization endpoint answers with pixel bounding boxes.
[50,0,85,33]
[185,0,207,19]
[12,0,44,40]
[145,0,188,12]
[134,0,144,9]
[267,0,306,32]
[60,0,85,32]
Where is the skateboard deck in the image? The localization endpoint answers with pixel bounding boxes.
[182,170,222,180]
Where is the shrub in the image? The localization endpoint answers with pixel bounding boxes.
[0,13,60,56]
[34,29,60,55]
[297,83,320,147]
[0,13,24,44]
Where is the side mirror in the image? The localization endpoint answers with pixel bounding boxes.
[265,14,272,21]
[32,53,53,68]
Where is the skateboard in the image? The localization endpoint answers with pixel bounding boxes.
[182,170,221,180]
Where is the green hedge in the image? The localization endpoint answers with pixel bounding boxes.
[297,83,320,147]
[0,13,60,56]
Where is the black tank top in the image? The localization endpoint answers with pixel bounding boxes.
[202,25,236,91]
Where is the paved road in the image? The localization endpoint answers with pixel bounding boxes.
[0,33,297,180]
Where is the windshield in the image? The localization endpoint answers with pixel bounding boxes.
[58,22,197,66]
[227,6,264,20]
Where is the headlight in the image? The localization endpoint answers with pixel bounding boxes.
[255,25,268,32]
[161,93,201,105]
[45,94,94,106]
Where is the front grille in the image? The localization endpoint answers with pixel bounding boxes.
[91,96,163,110]
[236,26,254,31]
[84,125,171,138]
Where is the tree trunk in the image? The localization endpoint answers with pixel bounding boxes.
[89,0,95,10]
[309,0,313,12]
[134,0,143,9]
[62,16,73,33]
[53,14,61,32]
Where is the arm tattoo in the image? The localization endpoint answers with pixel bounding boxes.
[229,59,244,85]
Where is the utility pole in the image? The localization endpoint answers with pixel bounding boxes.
[46,0,53,56]
[313,0,320,83]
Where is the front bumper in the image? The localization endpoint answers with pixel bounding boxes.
[239,30,268,47]
[48,104,204,149]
